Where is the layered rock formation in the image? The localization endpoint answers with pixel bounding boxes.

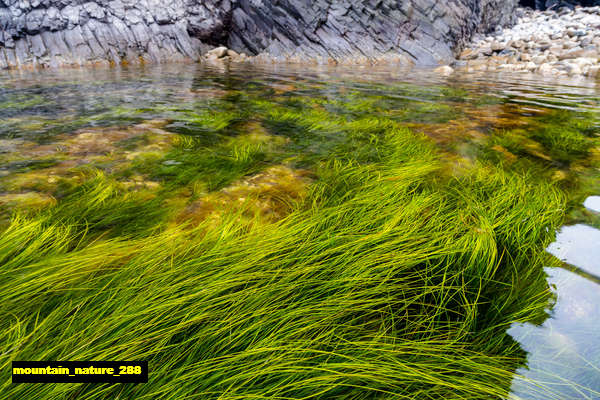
[0,0,231,68]
[0,0,518,69]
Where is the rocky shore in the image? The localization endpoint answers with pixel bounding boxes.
[454,6,600,77]
[0,0,517,69]
[2,1,600,77]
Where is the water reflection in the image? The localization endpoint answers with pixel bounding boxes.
[584,196,600,213]
[509,224,600,400]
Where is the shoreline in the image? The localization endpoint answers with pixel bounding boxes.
[451,6,600,78]
[2,6,600,81]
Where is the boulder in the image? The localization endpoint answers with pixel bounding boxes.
[206,46,228,59]
[584,64,600,76]
[491,41,506,51]
[520,53,533,61]
[538,63,555,74]
[460,49,481,60]
[558,46,599,59]
[528,1,600,10]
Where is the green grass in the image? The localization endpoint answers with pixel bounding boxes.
[120,129,283,194]
[0,117,571,399]
[0,78,599,399]
[46,171,168,238]
[493,110,597,166]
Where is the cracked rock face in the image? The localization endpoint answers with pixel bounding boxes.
[0,0,518,69]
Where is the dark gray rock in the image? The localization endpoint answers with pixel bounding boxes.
[522,0,600,9]
[0,0,519,69]
[226,0,518,66]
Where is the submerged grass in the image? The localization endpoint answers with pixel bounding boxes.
[0,75,598,399]
[0,114,573,400]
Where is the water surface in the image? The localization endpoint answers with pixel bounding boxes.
[1,63,599,399]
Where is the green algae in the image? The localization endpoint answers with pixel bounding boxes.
[0,94,48,111]
[46,171,167,238]
[121,127,284,194]
[0,126,568,399]
[0,67,599,400]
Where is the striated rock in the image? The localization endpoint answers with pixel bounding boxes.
[0,0,519,69]
[227,0,519,67]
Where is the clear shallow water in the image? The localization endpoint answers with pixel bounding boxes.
[509,224,600,400]
[1,63,599,399]
[584,196,600,212]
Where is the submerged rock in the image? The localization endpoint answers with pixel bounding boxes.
[0,192,56,212]
[176,165,313,226]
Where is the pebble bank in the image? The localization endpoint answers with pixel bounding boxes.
[453,6,600,77]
